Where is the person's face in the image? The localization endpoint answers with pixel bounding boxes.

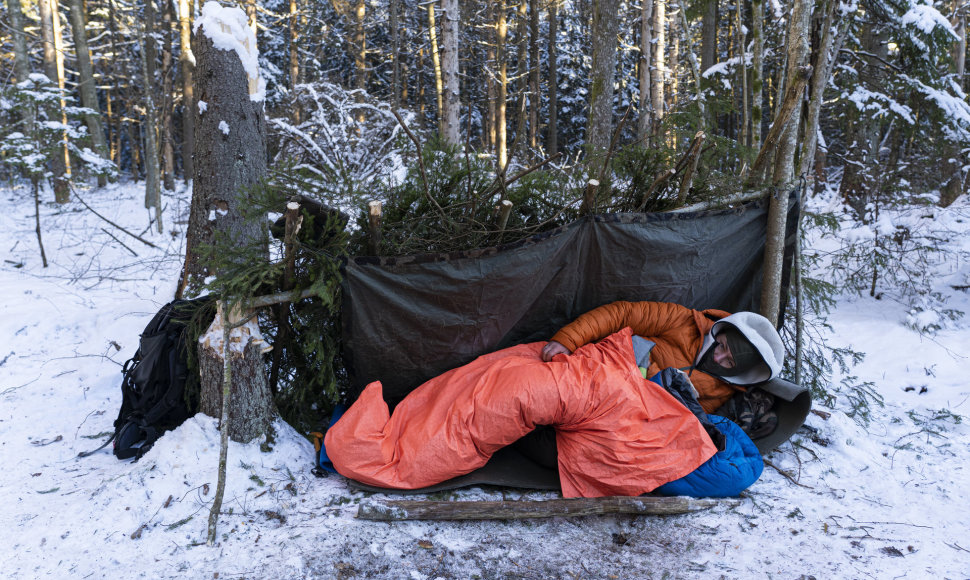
[712,333,736,369]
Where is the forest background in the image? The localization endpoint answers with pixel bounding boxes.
[2,0,970,473]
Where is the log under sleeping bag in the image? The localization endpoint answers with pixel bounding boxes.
[325,328,718,498]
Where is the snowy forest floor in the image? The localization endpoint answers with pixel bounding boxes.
[1,181,969,579]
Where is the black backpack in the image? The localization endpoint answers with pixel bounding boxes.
[82,297,213,460]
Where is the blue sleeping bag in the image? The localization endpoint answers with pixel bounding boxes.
[655,415,764,498]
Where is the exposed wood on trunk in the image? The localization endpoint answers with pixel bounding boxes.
[496,0,508,170]
[356,496,737,521]
[199,306,274,443]
[427,2,444,131]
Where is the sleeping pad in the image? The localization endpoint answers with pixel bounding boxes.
[325,328,717,498]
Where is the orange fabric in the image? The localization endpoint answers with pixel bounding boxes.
[549,301,737,412]
[325,329,717,498]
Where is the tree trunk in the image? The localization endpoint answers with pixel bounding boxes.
[546,0,559,155]
[942,1,967,206]
[67,0,109,186]
[651,0,666,139]
[389,0,401,108]
[700,0,717,130]
[140,1,163,233]
[751,0,764,148]
[428,2,444,132]
[439,0,461,144]
[38,0,70,202]
[586,0,620,180]
[953,0,967,92]
[737,0,748,147]
[178,0,195,183]
[638,0,654,144]
[761,0,812,327]
[528,0,539,152]
[7,0,35,154]
[188,7,272,443]
[183,9,268,295]
[674,0,705,133]
[159,0,176,191]
[798,1,848,190]
[199,307,274,443]
[512,0,529,162]
[497,0,508,170]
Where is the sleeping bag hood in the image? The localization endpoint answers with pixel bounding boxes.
[693,311,784,385]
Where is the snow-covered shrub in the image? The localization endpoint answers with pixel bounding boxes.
[267,82,408,212]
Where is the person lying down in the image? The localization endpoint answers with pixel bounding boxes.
[325,301,784,498]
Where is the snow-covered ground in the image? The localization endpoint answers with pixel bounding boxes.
[1,182,968,579]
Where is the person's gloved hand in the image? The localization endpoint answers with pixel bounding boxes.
[541,341,571,361]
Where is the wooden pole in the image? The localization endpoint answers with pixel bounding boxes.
[368,200,382,256]
[357,496,736,521]
[497,199,513,231]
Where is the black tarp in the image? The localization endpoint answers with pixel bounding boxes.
[341,191,799,402]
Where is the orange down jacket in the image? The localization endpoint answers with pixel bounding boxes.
[325,328,717,498]
[549,301,736,412]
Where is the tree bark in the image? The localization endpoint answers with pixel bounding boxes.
[161,0,177,191]
[496,0,509,170]
[751,0,764,148]
[528,0,540,151]
[67,0,109,186]
[389,0,401,108]
[651,0,666,139]
[183,10,268,296]
[428,2,444,130]
[761,0,812,327]
[439,0,461,144]
[6,0,35,156]
[188,8,272,444]
[700,0,717,130]
[546,0,559,155]
[798,1,849,190]
[638,0,654,144]
[178,0,195,183]
[199,307,274,443]
[586,0,621,180]
[38,0,70,202]
[141,0,163,231]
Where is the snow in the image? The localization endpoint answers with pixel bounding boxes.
[194,1,267,102]
[901,2,958,40]
[219,120,230,135]
[1,182,969,578]
[198,100,208,114]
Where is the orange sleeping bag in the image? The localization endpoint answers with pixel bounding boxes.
[325,328,717,498]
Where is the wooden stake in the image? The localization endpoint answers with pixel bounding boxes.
[367,200,382,256]
[496,199,513,231]
[357,496,736,521]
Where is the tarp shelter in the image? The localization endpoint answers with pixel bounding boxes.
[338,191,810,493]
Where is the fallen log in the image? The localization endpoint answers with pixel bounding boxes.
[356,496,738,521]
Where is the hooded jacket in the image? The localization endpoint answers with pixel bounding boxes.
[549,301,784,412]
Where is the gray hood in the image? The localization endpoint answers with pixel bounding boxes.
[693,311,784,385]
